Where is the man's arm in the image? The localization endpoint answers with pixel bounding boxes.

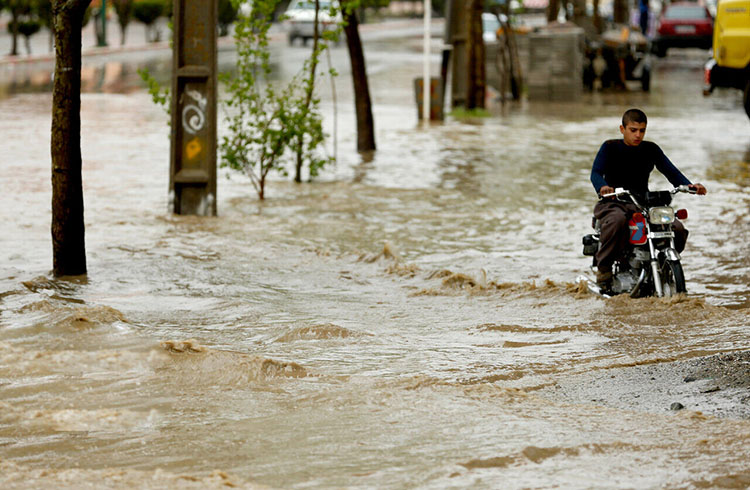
[590,143,610,195]
[653,144,691,187]
[652,144,707,194]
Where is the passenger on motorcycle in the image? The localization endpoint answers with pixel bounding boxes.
[590,108,707,291]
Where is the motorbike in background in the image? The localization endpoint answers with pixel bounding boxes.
[579,185,698,298]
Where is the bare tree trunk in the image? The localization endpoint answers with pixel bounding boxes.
[593,0,602,32]
[466,0,485,109]
[342,3,376,152]
[51,0,91,277]
[547,0,560,22]
[499,13,522,100]
[613,0,628,24]
[9,9,20,56]
[572,0,586,21]
[295,0,321,182]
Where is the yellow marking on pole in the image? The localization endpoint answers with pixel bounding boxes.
[186,138,202,160]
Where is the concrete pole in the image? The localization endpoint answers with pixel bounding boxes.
[169,0,218,216]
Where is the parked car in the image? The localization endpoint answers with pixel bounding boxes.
[652,2,713,57]
[703,0,750,119]
[284,0,341,46]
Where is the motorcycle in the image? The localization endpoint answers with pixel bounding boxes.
[578,185,698,298]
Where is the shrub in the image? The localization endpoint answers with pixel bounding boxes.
[218,0,239,37]
[133,0,165,42]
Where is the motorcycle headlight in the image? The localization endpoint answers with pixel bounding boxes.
[649,206,675,224]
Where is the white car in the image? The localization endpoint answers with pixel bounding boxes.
[284,0,341,46]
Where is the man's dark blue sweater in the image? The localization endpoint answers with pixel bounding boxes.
[590,139,691,196]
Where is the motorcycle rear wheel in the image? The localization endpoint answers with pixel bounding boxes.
[660,259,687,296]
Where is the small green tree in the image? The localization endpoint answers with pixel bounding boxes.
[112,0,134,45]
[220,0,293,200]
[289,0,336,182]
[220,0,333,199]
[133,0,164,42]
[138,66,170,115]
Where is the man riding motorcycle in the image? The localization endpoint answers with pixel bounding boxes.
[590,108,707,292]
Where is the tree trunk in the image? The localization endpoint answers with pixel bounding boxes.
[613,0,628,24]
[94,8,106,45]
[296,0,322,183]
[342,4,376,152]
[593,0,602,32]
[120,26,127,46]
[547,0,560,22]
[10,10,20,56]
[465,0,485,109]
[51,0,91,277]
[572,0,586,21]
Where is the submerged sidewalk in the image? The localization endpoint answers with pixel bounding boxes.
[0,17,230,67]
[0,14,436,67]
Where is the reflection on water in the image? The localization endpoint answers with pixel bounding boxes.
[0,45,279,98]
[0,56,169,97]
[1,43,750,488]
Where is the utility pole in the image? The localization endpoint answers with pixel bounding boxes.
[169,0,218,216]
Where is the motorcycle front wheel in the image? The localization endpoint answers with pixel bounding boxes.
[660,259,687,296]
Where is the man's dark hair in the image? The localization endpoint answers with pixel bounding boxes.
[622,108,647,127]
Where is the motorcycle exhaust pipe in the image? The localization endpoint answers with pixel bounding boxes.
[629,268,647,298]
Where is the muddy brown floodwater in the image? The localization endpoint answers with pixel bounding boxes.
[1,37,750,488]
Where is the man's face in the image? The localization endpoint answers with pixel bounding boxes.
[620,121,647,146]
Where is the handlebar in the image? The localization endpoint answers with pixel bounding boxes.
[600,185,698,199]
[671,185,698,195]
[600,188,629,199]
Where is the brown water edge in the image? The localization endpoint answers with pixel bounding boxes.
[537,350,750,420]
[0,458,265,489]
[4,340,750,489]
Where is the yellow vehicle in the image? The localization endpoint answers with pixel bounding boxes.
[703,0,750,118]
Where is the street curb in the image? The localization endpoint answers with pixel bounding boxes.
[0,36,238,67]
[0,18,438,67]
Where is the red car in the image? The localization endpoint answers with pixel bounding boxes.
[653,2,713,57]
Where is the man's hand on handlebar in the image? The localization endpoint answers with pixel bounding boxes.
[599,186,615,198]
[689,183,707,195]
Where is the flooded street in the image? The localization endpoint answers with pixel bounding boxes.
[2,29,750,488]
